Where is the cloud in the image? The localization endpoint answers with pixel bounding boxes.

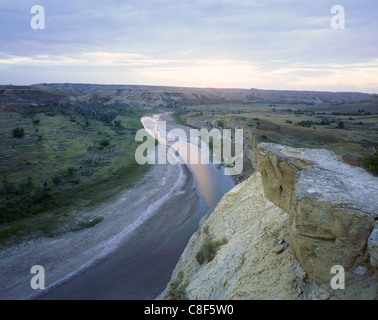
[0,0,377,92]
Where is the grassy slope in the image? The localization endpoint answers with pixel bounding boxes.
[0,107,154,245]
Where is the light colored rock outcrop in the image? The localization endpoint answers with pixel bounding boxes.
[159,173,312,300]
[369,227,378,268]
[257,143,378,283]
[159,143,378,300]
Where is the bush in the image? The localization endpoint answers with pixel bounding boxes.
[66,167,75,177]
[196,227,228,265]
[167,271,189,300]
[337,121,345,129]
[296,120,314,128]
[73,217,104,232]
[359,151,378,175]
[99,139,110,147]
[52,175,63,185]
[12,127,25,139]
[70,178,80,184]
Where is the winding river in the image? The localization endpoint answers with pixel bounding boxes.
[40,113,234,300]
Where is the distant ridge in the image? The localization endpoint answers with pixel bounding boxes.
[30,83,373,107]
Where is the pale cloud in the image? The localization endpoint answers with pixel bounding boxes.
[0,0,377,92]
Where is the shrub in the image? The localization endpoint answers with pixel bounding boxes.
[12,127,25,139]
[359,151,378,175]
[52,175,62,185]
[167,271,189,300]
[337,121,345,129]
[296,120,314,128]
[73,217,104,232]
[196,227,228,265]
[99,139,110,147]
[70,178,80,184]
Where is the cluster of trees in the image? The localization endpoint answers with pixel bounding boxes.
[0,164,86,223]
[71,102,118,123]
[23,101,120,124]
[295,119,345,129]
[1,176,52,223]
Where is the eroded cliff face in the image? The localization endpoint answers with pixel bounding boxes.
[159,143,378,300]
[257,143,378,284]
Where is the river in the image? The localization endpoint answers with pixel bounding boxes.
[40,113,234,300]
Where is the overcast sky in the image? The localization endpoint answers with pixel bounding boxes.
[0,0,377,92]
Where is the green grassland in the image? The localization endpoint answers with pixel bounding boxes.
[175,101,378,168]
[0,105,155,245]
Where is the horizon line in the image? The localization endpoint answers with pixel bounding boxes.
[2,82,375,95]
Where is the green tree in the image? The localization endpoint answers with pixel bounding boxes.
[337,121,345,129]
[99,139,110,147]
[359,151,378,175]
[12,127,25,138]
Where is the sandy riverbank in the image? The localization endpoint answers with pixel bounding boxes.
[0,160,198,300]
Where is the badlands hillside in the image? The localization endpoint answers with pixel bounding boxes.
[1,84,376,299]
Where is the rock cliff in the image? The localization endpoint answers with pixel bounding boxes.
[257,143,378,284]
[159,143,378,300]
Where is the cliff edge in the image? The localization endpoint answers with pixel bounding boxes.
[159,143,378,300]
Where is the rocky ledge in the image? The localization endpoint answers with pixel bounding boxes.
[257,143,378,283]
[159,143,378,300]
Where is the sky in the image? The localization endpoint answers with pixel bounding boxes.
[0,0,377,93]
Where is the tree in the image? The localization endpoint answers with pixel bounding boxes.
[359,151,378,175]
[337,121,345,129]
[12,127,25,139]
[99,139,110,147]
